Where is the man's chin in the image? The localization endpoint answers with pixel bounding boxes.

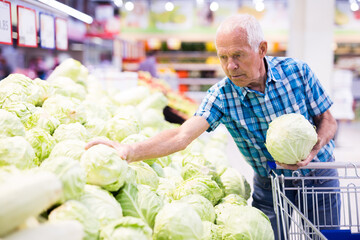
[229,78,246,87]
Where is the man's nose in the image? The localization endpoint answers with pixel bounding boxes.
[227,58,238,70]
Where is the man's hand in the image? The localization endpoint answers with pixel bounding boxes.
[275,162,299,171]
[85,116,209,164]
[297,139,321,167]
[85,139,131,163]
[275,138,322,170]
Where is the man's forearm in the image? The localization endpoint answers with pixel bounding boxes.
[126,128,188,162]
[314,110,337,148]
[125,116,210,163]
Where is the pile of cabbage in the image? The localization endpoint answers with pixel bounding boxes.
[0,59,274,240]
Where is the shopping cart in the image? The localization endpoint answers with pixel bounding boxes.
[271,162,360,240]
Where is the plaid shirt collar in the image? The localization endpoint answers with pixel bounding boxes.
[225,56,281,103]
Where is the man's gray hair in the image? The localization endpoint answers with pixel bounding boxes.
[215,14,264,51]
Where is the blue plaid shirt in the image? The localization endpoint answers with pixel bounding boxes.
[195,56,335,177]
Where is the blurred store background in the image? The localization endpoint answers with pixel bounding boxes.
[0,0,359,164]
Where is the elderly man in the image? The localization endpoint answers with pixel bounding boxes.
[87,14,340,240]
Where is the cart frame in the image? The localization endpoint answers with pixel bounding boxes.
[271,162,360,240]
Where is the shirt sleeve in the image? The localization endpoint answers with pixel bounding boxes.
[303,63,333,116]
[194,88,223,132]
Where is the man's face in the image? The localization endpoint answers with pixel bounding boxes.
[216,29,265,88]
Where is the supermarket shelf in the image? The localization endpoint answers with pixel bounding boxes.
[123,63,222,72]
[122,63,139,71]
[158,51,217,59]
[184,91,208,103]
[178,78,221,85]
[120,32,216,42]
[157,63,222,71]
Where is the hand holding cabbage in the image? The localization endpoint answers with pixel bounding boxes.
[85,139,131,163]
[266,112,336,170]
[266,113,318,170]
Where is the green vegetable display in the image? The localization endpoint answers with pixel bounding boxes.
[0,59,273,240]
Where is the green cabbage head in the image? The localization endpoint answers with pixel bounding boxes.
[48,76,87,100]
[177,194,215,222]
[80,144,128,192]
[153,202,203,240]
[115,183,163,228]
[47,58,88,86]
[202,221,222,240]
[129,162,159,190]
[181,152,218,181]
[40,156,86,202]
[48,139,86,161]
[220,167,251,200]
[173,176,224,205]
[32,107,60,134]
[105,115,140,142]
[84,118,107,138]
[218,194,247,206]
[25,127,56,163]
[0,136,36,169]
[42,95,87,124]
[53,123,89,142]
[156,177,176,203]
[0,109,25,137]
[0,74,43,107]
[79,184,123,227]
[49,200,99,240]
[266,113,318,164]
[2,102,37,129]
[100,216,152,240]
[215,204,274,240]
[112,86,150,106]
[137,91,168,111]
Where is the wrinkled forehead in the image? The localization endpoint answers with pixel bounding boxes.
[216,28,248,48]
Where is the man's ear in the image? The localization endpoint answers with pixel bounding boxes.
[258,41,268,57]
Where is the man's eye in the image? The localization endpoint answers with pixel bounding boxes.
[220,56,227,60]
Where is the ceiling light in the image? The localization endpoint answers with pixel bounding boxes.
[196,0,205,6]
[210,1,219,12]
[350,2,359,11]
[255,2,265,12]
[38,0,93,24]
[114,0,123,8]
[165,1,174,11]
[124,1,134,11]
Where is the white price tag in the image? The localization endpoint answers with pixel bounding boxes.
[0,1,12,45]
[17,6,37,47]
[40,13,55,49]
[55,18,68,50]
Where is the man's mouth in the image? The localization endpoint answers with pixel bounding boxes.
[231,74,243,79]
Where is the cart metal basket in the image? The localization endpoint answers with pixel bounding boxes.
[271,162,360,240]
